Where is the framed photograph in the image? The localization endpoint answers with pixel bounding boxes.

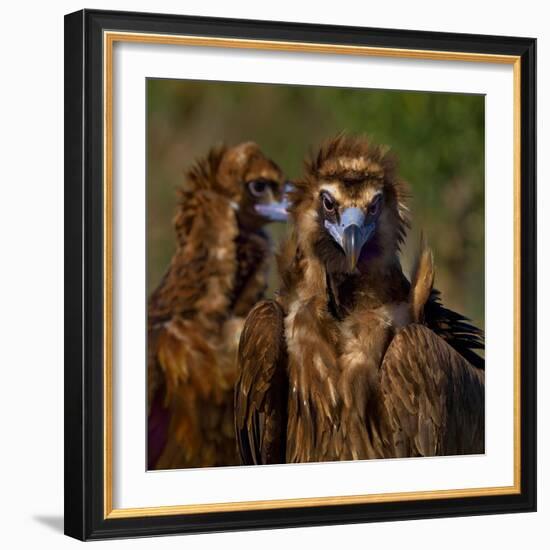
[64,9,536,540]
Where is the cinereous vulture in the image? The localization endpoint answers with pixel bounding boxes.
[148,142,289,469]
[235,135,484,465]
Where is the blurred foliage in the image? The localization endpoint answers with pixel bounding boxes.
[147,79,484,330]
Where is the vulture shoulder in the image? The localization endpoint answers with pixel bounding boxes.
[235,300,288,465]
[380,323,485,458]
[148,189,238,326]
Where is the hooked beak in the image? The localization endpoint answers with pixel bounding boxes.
[254,182,293,222]
[324,207,375,271]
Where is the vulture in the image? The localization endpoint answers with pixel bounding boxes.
[148,142,289,469]
[235,135,485,465]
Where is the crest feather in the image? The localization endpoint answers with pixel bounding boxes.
[290,134,411,243]
[186,144,227,193]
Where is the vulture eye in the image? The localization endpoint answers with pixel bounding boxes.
[248,180,268,197]
[322,193,336,214]
[368,195,382,216]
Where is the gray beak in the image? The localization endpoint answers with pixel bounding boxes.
[324,207,375,271]
[254,182,292,222]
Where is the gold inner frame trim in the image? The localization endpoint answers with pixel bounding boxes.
[103,30,522,520]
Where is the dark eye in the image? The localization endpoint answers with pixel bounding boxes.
[248,180,268,197]
[322,193,336,213]
[368,195,381,216]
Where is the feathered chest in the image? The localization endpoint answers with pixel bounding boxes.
[283,298,410,462]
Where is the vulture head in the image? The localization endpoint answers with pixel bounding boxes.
[289,134,410,274]
[186,141,289,230]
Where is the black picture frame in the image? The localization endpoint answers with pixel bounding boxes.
[64,8,536,541]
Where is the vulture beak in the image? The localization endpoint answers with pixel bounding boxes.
[254,182,293,222]
[324,207,375,271]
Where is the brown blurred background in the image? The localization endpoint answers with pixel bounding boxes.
[147,79,484,330]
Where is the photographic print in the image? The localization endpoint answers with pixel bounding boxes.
[146,79,485,470]
[65,10,535,539]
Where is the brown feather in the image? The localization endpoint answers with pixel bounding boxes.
[410,234,435,323]
[381,324,484,457]
[235,300,288,465]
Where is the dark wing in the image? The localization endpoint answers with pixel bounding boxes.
[380,324,484,458]
[425,290,485,370]
[235,300,288,465]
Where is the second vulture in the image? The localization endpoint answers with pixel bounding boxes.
[235,134,485,465]
[148,142,288,469]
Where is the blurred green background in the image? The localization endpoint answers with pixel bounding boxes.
[147,79,485,330]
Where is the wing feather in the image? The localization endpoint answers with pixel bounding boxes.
[425,291,485,369]
[235,300,288,465]
[380,324,484,457]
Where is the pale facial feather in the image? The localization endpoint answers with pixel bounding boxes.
[319,183,343,203]
[319,182,383,209]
